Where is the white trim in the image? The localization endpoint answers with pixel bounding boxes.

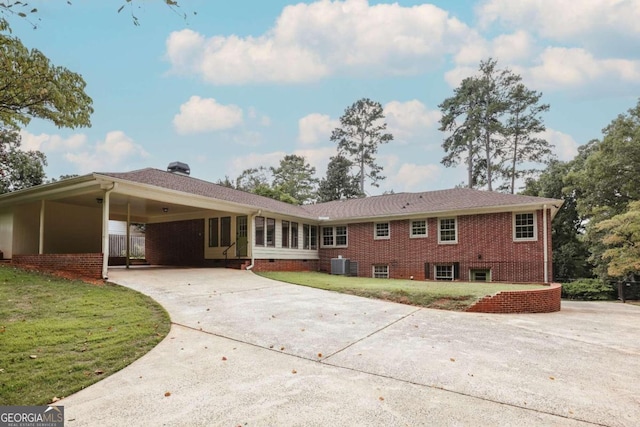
[434,264,454,280]
[410,219,428,238]
[513,212,538,242]
[374,222,390,240]
[320,225,348,248]
[372,265,389,279]
[437,217,458,244]
[543,206,549,283]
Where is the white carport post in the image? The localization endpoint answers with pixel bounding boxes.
[38,200,45,254]
[126,202,130,269]
[101,183,117,279]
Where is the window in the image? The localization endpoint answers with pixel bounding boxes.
[266,218,276,247]
[373,265,389,279]
[435,265,454,280]
[310,225,317,249]
[321,225,348,247]
[208,218,219,247]
[255,216,265,246]
[220,216,231,247]
[302,224,318,249]
[514,212,536,241]
[282,220,290,248]
[470,269,491,282]
[322,226,334,247]
[374,222,390,239]
[438,217,457,244]
[336,226,347,246]
[411,220,427,238]
[291,222,299,248]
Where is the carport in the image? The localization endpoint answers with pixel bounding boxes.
[0,166,259,279]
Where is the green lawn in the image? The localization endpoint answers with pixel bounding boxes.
[257,271,547,310]
[0,266,170,405]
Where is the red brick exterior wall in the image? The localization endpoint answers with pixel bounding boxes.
[12,253,103,279]
[251,259,319,272]
[466,283,561,313]
[319,210,552,283]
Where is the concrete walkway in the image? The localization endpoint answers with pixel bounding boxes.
[61,268,640,426]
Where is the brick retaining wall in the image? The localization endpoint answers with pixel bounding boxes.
[466,283,561,313]
[12,253,104,279]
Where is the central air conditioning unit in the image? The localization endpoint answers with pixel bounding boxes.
[331,257,350,275]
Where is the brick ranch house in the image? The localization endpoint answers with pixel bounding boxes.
[0,164,562,284]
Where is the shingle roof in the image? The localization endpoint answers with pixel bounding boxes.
[98,168,316,219]
[302,188,562,220]
[98,168,562,221]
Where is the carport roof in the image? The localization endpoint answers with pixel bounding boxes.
[99,168,316,219]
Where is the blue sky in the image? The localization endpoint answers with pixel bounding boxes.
[10,0,640,194]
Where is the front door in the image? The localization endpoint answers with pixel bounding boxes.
[236,215,248,257]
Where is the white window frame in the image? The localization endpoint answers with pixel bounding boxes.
[335,225,348,247]
[374,222,390,240]
[321,226,334,247]
[438,217,458,244]
[372,265,389,279]
[410,219,428,238]
[320,225,348,248]
[434,265,454,281]
[513,212,537,241]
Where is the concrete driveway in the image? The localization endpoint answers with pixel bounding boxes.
[61,268,640,426]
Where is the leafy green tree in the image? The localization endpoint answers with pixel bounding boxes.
[439,58,551,192]
[331,98,393,194]
[0,19,93,130]
[270,154,318,205]
[523,160,592,280]
[317,155,362,202]
[235,167,271,193]
[596,200,640,280]
[0,127,46,193]
[568,100,640,280]
[502,83,551,193]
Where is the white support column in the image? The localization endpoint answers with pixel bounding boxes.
[543,205,549,283]
[38,200,45,254]
[101,183,117,279]
[126,202,130,269]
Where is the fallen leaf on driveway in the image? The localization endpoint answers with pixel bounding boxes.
[379,397,384,401]
[222,356,227,361]
[317,353,323,358]
[291,369,297,374]
[164,391,171,397]
[549,376,555,380]
[450,358,455,362]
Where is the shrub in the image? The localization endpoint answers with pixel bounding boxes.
[561,279,617,300]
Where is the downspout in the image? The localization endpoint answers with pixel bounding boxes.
[543,204,549,283]
[245,209,261,270]
[101,183,117,279]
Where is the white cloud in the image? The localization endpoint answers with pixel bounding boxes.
[477,0,640,44]
[65,131,148,174]
[173,96,244,134]
[541,128,579,161]
[391,163,441,192]
[384,100,440,143]
[19,130,87,152]
[527,47,640,90]
[298,113,337,145]
[165,0,476,84]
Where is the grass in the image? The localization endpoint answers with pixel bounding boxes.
[257,271,548,311]
[0,265,170,405]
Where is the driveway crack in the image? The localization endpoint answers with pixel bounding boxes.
[320,307,422,361]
